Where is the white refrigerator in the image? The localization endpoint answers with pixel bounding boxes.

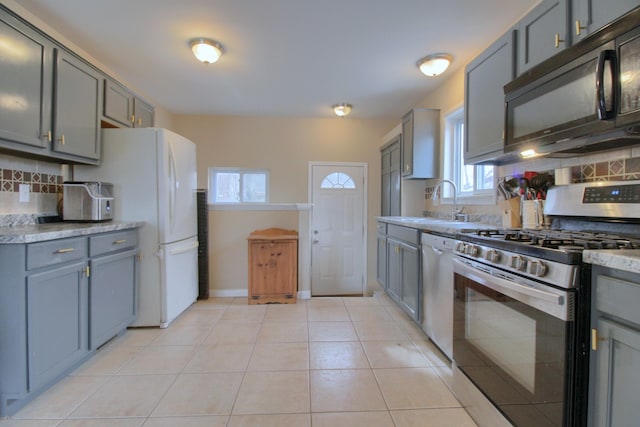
[75,128,198,328]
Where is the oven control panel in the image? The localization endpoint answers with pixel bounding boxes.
[583,183,640,203]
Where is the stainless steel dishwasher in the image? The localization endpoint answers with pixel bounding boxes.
[421,232,456,360]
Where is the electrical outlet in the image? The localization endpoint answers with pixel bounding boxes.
[19,184,30,202]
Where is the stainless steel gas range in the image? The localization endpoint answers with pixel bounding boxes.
[451,181,640,427]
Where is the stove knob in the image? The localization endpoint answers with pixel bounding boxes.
[455,242,466,253]
[485,249,501,263]
[527,260,548,277]
[509,255,526,271]
[465,244,480,257]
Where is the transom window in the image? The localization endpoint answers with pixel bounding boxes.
[320,172,356,189]
[208,167,269,203]
[443,107,494,200]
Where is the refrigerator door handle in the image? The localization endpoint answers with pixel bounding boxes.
[168,139,178,233]
[169,241,199,255]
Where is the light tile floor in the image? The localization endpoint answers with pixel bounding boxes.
[0,295,478,427]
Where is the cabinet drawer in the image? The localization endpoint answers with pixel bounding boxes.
[27,237,86,270]
[89,229,138,257]
[387,224,420,246]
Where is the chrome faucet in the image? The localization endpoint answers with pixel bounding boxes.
[431,179,467,221]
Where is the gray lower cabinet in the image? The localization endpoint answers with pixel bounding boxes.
[589,266,640,426]
[376,222,387,289]
[384,224,421,322]
[517,0,570,75]
[88,230,139,350]
[27,260,88,391]
[0,229,139,417]
[464,30,516,164]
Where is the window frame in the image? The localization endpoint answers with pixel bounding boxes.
[208,167,270,204]
[443,106,495,205]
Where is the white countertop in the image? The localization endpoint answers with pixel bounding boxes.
[583,250,640,274]
[0,221,144,244]
[377,216,488,236]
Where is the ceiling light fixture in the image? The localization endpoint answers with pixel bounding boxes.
[417,53,453,77]
[332,103,352,117]
[190,38,223,64]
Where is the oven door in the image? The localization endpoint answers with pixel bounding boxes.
[452,257,576,427]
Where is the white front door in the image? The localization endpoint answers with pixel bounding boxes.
[310,163,366,296]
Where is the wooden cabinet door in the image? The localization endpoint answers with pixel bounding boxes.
[52,48,101,162]
[249,239,297,302]
[465,30,516,164]
[133,98,154,128]
[0,9,53,151]
[26,261,88,390]
[517,0,569,75]
[592,317,640,427]
[89,249,138,349]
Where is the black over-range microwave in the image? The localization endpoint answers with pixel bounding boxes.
[504,6,640,158]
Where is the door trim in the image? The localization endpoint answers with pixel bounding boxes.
[308,161,368,295]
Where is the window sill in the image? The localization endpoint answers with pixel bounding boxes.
[209,203,312,211]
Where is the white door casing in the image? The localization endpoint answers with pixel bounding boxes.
[309,162,367,296]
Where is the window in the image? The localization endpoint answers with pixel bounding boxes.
[208,167,269,203]
[320,172,356,189]
[443,107,494,201]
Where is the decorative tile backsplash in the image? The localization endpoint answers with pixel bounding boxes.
[571,157,640,182]
[0,168,63,194]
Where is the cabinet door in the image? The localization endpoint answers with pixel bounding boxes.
[592,318,640,427]
[52,49,101,162]
[386,239,402,301]
[89,249,138,350]
[400,243,421,321]
[249,240,297,299]
[381,148,391,216]
[517,0,569,75]
[133,98,154,128]
[465,30,516,164]
[572,0,638,42]
[389,142,401,216]
[0,9,52,150]
[376,234,387,288]
[103,79,134,127]
[401,112,414,177]
[27,261,88,390]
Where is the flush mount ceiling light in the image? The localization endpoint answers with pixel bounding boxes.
[190,38,223,64]
[417,53,453,77]
[332,103,352,117]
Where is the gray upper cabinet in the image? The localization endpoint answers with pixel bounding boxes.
[401,108,439,179]
[52,49,102,163]
[0,8,53,153]
[104,79,135,127]
[133,98,154,128]
[572,0,639,43]
[465,30,516,164]
[381,136,401,216]
[517,0,570,75]
[103,79,154,128]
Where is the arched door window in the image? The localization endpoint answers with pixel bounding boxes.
[320,172,356,189]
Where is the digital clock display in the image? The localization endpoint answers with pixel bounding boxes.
[583,184,640,203]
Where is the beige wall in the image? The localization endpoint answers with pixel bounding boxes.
[172,115,397,295]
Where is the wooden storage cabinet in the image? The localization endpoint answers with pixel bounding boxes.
[247,228,298,304]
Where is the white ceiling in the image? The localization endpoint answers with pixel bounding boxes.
[15,0,538,119]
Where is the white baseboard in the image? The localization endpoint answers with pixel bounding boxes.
[297,290,311,299]
[209,288,248,298]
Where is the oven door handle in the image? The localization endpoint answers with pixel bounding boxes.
[453,258,569,318]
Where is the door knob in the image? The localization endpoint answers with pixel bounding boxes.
[313,239,319,244]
